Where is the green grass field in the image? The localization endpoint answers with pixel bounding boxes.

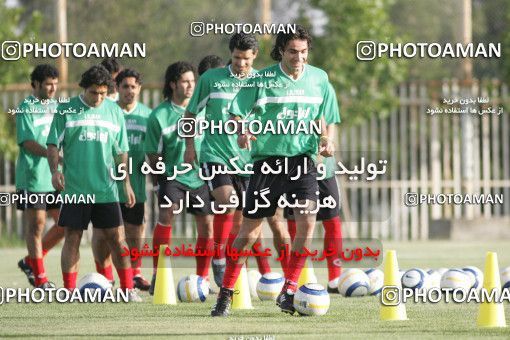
[1,241,510,339]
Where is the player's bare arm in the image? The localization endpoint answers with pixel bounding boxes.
[119,152,135,208]
[147,152,161,188]
[318,116,334,157]
[47,144,64,191]
[183,110,197,165]
[23,140,48,158]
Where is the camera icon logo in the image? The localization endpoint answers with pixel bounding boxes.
[404,192,419,207]
[190,22,205,37]
[356,41,376,61]
[381,286,401,306]
[2,41,21,61]
[178,118,197,138]
[0,193,11,206]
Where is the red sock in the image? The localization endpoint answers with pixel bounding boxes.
[221,232,243,288]
[117,267,133,289]
[282,280,298,294]
[63,272,77,290]
[42,249,49,257]
[152,223,172,269]
[213,214,234,260]
[195,236,214,278]
[32,257,48,286]
[254,242,271,275]
[132,258,142,277]
[226,232,237,257]
[286,249,308,283]
[278,244,290,278]
[222,259,244,289]
[95,261,114,281]
[287,220,296,242]
[323,216,342,282]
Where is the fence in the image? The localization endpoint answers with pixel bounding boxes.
[0,79,509,241]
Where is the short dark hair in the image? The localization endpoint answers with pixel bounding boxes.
[198,55,224,76]
[229,33,258,53]
[163,61,195,99]
[116,68,142,86]
[79,65,113,89]
[30,64,59,88]
[270,24,312,61]
[100,58,121,75]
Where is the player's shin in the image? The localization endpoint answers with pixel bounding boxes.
[323,216,342,283]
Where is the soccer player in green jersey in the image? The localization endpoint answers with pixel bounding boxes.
[198,55,225,78]
[92,68,152,290]
[145,62,215,294]
[185,34,288,287]
[211,25,334,316]
[15,64,65,288]
[47,65,141,301]
[285,82,343,293]
[101,57,121,101]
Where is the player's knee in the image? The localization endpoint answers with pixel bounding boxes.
[64,229,83,246]
[159,208,174,225]
[211,188,234,206]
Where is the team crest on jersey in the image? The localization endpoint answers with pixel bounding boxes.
[128,134,142,145]
[79,130,108,143]
[276,107,311,120]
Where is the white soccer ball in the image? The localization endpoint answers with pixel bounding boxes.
[78,273,112,298]
[248,270,262,299]
[501,266,510,292]
[256,272,285,301]
[426,269,442,289]
[436,267,449,276]
[364,268,384,295]
[462,266,484,289]
[294,283,330,316]
[402,268,428,290]
[176,274,209,302]
[440,269,472,291]
[338,268,370,297]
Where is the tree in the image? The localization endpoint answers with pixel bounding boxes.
[0,3,42,159]
[308,0,407,125]
[0,3,41,85]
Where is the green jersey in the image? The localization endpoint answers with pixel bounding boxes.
[186,65,253,173]
[15,95,57,192]
[322,83,341,179]
[117,102,151,203]
[46,95,129,203]
[229,63,329,161]
[145,101,204,190]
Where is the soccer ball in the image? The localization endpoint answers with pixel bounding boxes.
[402,268,428,290]
[337,269,370,297]
[501,266,510,291]
[426,269,442,289]
[176,274,209,302]
[78,273,112,298]
[248,270,262,299]
[440,269,471,291]
[436,267,449,276]
[364,268,384,295]
[462,266,484,289]
[293,283,330,316]
[256,272,285,301]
